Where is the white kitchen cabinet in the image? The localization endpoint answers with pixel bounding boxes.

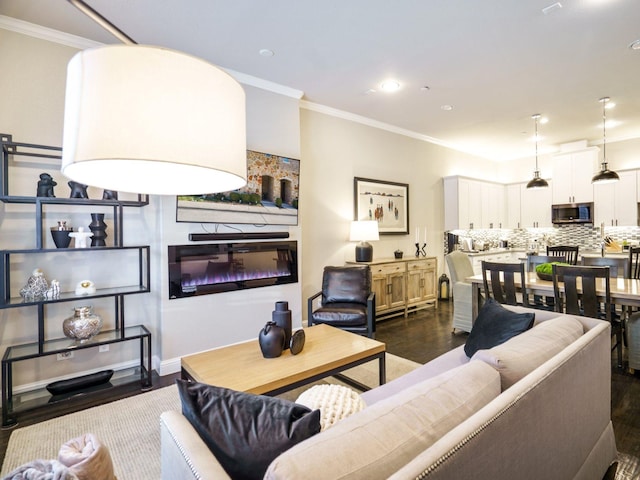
[594,170,637,226]
[444,176,504,230]
[520,182,552,228]
[551,148,598,204]
[505,183,522,229]
[481,182,505,229]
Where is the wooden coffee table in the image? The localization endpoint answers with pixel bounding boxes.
[181,324,386,396]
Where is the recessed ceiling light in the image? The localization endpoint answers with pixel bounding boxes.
[629,39,640,50]
[380,80,401,92]
[259,49,274,57]
[440,105,454,111]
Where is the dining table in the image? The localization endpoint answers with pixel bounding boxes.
[467,271,640,320]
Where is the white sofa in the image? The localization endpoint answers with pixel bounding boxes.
[160,306,617,480]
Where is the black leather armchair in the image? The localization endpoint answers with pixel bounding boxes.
[307,265,376,338]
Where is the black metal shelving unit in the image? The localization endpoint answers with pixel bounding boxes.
[0,134,152,428]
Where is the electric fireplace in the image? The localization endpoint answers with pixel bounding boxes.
[168,241,298,299]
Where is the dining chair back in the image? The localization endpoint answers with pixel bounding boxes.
[547,245,579,265]
[629,246,640,279]
[552,264,622,368]
[481,261,528,307]
[581,256,629,278]
[526,254,566,310]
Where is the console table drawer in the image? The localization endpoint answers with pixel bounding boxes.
[371,263,404,276]
[407,259,436,271]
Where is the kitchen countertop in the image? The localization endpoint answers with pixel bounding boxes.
[460,248,526,257]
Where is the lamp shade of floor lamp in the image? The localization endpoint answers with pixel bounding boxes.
[350,221,379,262]
[62,44,247,195]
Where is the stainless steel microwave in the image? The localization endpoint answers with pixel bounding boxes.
[551,202,594,224]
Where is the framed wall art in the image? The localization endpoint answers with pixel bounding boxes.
[176,150,300,226]
[354,177,409,235]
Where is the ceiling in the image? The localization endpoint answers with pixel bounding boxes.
[1,0,639,161]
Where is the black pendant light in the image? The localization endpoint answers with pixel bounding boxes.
[591,97,620,184]
[526,114,549,189]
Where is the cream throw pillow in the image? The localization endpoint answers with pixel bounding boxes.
[472,315,583,390]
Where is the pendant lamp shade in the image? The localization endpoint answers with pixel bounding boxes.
[62,45,247,195]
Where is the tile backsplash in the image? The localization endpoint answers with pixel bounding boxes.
[445,224,640,254]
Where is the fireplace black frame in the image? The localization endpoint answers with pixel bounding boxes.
[168,241,298,299]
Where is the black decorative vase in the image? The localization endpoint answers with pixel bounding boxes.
[89,213,108,247]
[258,321,285,358]
[272,301,292,349]
[50,228,73,248]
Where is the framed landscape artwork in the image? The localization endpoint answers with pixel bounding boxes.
[354,177,409,235]
[176,150,300,226]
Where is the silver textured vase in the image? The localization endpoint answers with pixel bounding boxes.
[63,306,103,342]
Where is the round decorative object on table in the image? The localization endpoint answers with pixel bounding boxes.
[89,213,108,247]
[289,329,306,355]
[258,321,285,358]
[63,305,103,342]
[272,301,292,348]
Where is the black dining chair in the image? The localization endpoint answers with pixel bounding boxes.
[552,264,622,368]
[527,254,566,310]
[629,246,640,280]
[547,246,579,265]
[581,256,629,278]
[481,261,529,307]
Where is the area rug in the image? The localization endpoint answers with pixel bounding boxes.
[0,353,420,480]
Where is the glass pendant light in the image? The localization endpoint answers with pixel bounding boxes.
[591,97,619,184]
[526,114,549,189]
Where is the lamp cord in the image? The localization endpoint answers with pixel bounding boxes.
[602,99,607,168]
[67,0,137,45]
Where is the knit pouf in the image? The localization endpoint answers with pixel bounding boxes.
[295,384,366,430]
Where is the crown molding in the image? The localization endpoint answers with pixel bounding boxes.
[0,15,102,49]
[0,15,304,101]
[300,100,482,156]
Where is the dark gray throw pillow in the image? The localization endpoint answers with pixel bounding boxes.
[176,379,321,480]
[464,299,535,358]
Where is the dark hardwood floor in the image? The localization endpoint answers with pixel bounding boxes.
[1,300,638,478]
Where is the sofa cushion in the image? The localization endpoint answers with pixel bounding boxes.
[264,360,500,480]
[472,315,584,389]
[464,298,535,357]
[176,379,321,480]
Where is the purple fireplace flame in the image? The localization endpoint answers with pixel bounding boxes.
[169,241,298,298]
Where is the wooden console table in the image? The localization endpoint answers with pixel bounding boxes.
[348,257,438,320]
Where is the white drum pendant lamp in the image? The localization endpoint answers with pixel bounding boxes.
[62,44,247,195]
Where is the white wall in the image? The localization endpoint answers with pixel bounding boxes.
[298,108,498,305]
[155,85,302,375]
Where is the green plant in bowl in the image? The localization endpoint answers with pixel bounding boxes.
[535,262,570,281]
